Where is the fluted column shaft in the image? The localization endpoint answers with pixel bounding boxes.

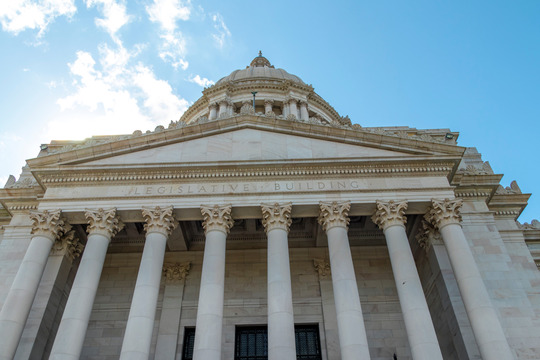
[209,103,218,120]
[50,208,122,360]
[289,99,298,118]
[0,210,65,360]
[319,201,370,360]
[373,201,443,360]
[299,101,309,120]
[120,206,177,360]
[264,99,274,115]
[193,205,233,360]
[262,203,296,360]
[426,198,514,360]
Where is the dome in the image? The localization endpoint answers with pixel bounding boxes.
[214,51,305,86]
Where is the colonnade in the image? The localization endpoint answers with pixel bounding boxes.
[0,199,514,360]
[207,97,310,121]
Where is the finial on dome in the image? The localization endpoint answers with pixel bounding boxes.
[250,51,274,68]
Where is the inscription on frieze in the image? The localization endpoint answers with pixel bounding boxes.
[125,179,369,196]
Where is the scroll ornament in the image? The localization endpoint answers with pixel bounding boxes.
[261,203,292,233]
[318,201,351,231]
[142,206,177,236]
[201,204,234,234]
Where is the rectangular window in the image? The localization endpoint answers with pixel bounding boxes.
[234,324,322,360]
[295,325,322,360]
[182,327,195,360]
[235,326,268,360]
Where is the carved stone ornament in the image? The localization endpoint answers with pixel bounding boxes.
[29,209,66,241]
[142,206,177,237]
[495,180,522,195]
[424,198,463,230]
[51,224,85,260]
[372,200,408,230]
[313,258,331,279]
[415,220,443,251]
[518,219,540,230]
[163,262,191,282]
[318,201,351,232]
[261,202,292,233]
[85,208,124,238]
[200,204,234,234]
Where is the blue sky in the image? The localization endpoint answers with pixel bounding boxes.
[0,1,539,222]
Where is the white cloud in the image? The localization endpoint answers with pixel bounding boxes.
[132,64,189,121]
[54,44,188,139]
[211,13,230,49]
[189,74,214,87]
[85,0,130,41]
[0,0,76,36]
[158,32,188,70]
[147,0,190,32]
[146,0,191,70]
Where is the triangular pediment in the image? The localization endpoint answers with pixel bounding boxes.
[82,128,421,166]
[28,117,465,171]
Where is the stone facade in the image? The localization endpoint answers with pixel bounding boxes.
[0,54,539,359]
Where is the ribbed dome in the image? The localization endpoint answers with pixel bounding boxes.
[215,52,305,86]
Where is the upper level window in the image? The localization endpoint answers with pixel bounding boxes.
[182,327,196,360]
[234,324,322,360]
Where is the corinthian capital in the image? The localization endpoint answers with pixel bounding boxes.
[372,200,408,230]
[142,206,177,237]
[30,209,66,241]
[415,220,442,251]
[163,262,191,282]
[51,225,85,261]
[313,258,331,279]
[318,201,351,231]
[261,203,292,233]
[425,198,463,229]
[85,208,124,238]
[201,204,234,234]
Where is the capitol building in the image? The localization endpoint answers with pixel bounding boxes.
[0,53,539,360]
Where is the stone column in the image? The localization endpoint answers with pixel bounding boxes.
[425,199,514,360]
[318,201,371,360]
[15,226,84,360]
[49,208,123,360]
[299,100,309,120]
[282,100,289,117]
[218,100,229,118]
[155,262,191,360]
[120,206,177,360]
[209,103,218,120]
[193,205,234,360]
[313,258,341,360]
[265,99,274,115]
[261,203,296,360]
[372,200,443,360]
[0,210,66,360]
[288,98,298,119]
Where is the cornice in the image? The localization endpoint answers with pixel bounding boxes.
[34,160,457,186]
[488,191,530,220]
[27,116,465,171]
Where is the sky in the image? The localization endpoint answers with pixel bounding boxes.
[0,1,539,223]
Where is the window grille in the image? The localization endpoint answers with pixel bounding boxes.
[234,324,322,360]
[235,326,268,360]
[182,327,195,360]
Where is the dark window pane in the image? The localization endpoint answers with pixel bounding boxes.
[182,327,196,360]
[295,325,322,360]
[235,326,268,360]
[234,324,322,360]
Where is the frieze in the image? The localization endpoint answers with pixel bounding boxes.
[122,178,427,197]
[40,163,455,184]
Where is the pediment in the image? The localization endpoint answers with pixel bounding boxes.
[28,117,465,171]
[82,128,422,167]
